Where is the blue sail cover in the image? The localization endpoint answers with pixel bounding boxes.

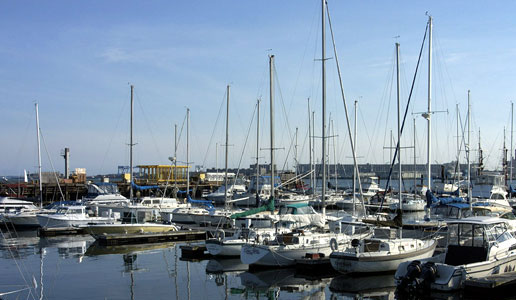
[131,182,160,191]
[187,195,214,210]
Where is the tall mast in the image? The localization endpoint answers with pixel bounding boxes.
[467,90,472,209]
[224,85,230,205]
[312,111,316,191]
[269,55,275,200]
[414,117,417,200]
[321,0,327,215]
[256,99,260,203]
[295,127,299,176]
[353,100,357,215]
[427,15,433,192]
[129,85,134,201]
[511,102,514,194]
[456,104,460,188]
[308,99,312,192]
[35,103,42,208]
[174,124,178,188]
[396,42,402,211]
[186,108,190,199]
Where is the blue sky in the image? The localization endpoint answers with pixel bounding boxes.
[1,1,515,177]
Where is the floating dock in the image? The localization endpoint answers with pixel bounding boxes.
[464,271,516,296]
[95,230,206,246]
[38,226,88,236]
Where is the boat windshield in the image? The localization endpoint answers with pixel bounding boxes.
[88,183,119,195]
[448,222,511,247]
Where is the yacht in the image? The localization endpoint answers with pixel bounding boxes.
[37,205,116,228]
[205,226,289,257]
[471,173,510,207]
[0,197,38,224]
[82,182,130,206]
[86,222,179,238]
[205,181,247,205]
[395,216,516,291]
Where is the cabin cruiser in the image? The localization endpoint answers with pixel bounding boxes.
[37,205,116,228]
[396,216,516,292]
[205,227,289,257]
[82,182,130,206]
[471,174,510,207]
[205,181,247,205]
[86,222,178,238]
[388,194,426,212]
[0,197,38,224]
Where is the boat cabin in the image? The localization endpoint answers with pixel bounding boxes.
[445,217,514,266]
[86,183,121,197]
[278,203,316,215]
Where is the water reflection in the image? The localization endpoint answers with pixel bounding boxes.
[329,273,395,299]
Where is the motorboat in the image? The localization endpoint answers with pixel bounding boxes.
[205,226,288,257]
[82,182,130,206]
[205,182,247,205]
[86,222,179,238]
[395,216,516,292]
[37,205,116,228]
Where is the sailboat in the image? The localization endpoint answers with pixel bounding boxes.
[85,85,178,236]
[241,2,375,267]
[330,21,439,273]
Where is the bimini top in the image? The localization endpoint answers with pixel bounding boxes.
[446,216,506,225]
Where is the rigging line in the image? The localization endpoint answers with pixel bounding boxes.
[201,89,227,168]
[273,62,294,147]
[232,102,257,187]
[280,125,298,174]
[38,129,65,201]
[326,2,366,215]
[0,228,37,300]
[134,89,164,161]
[380,21,429,211]
[99,95,127,175]
[380,47,397,163]
[13,111,33,176]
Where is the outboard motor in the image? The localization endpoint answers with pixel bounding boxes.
[419,262,438,289]
[397,260,422,290]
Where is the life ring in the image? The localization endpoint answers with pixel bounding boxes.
[330,238,338,251]
[215,229,225,240]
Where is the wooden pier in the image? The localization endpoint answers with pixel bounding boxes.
[464,271,516,296]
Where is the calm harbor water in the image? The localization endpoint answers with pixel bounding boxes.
[0,229,402,300]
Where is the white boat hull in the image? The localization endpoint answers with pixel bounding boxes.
[241,243,334,267]
[330,240,437,273]
[206,239,244,256]
[37,215,114,228]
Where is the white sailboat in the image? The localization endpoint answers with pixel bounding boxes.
[330,22,439,273]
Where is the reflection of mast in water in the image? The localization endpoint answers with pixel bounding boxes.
[123,254,137,300]
[39,248,45,300]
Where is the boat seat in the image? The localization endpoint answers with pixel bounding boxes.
[444,245,488,266]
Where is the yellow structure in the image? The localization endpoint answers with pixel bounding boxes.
[136,165,189,185]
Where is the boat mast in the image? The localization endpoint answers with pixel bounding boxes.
[186,108,190,199]
[129,85,134,202]
[414,117,417,200]
[35,103,42,208]
[256,98,260,204]
[269,55,275,200]
[511,102,514,196]
[321,0,327,215]
[308,99,312,192]
[224,85,230,206]
[312,111,316,191]
[427,15,433,192]
[468,90,472,209]
[353,100,357,216]
[396,42,402,211]
[456,104,460,189]
[174,124,178,189]
[426,16,432,191]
